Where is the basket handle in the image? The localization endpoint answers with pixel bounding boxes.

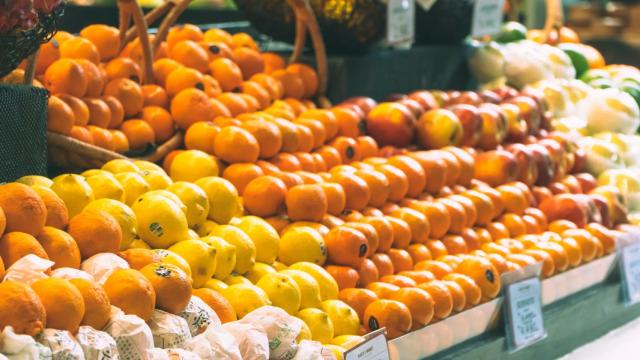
[153,0,193,51]
[286,0,330,108]
[23,50,39,86]
[543,0,564,43]
[117,0,155,84]
[123,0,178,45]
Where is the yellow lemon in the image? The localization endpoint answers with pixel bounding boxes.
[129,239,151,249]
[207,225,256,274]
[85,198,138,250]
[297,308,334,344]
[223,274,252,286]
[102,159,141,174]
[132,194,189,248]
[320,300,359,336]
[170,150,219,182]
[187,229,199,239]
[168,239,217,288]
[282,222,330,237]
[204,278,228,292]
[331,335,364,350]
[296,320,312,342]
[115,172,151,206]
[141,170,173,190]
[234,216,280,264]
[257,272,301,315]
[195,177,238,225]
[51,174,94,218]
[324,345,345,360]
[197,220,218,237]
[221,284,271,319]
[167,182,210,229]
[85,172,126,202]
[280,269,322,309]
[245,262,277,283]
[151,249,192,279]
[133,160,165,173]
[201,236,236,280]
[16,175,53,187]
[140,190,188,216]
[289,262,338,301]
[278,227,327,266]
[272,261,288,271]
[81,169,111,177]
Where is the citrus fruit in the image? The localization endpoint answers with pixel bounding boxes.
[233,216,280,264]
[297,308,334,344]
[69,278,111,330]
[192,287,237,323]
[320,300,360,336]
[140,262,192,314]
[289,262,339,301]
[31,278,85,333]
[84,198,138,250]
[200,236,237,280]
[206,225,256,274]
[280,269,323,309]
[168,239,217,288]
[246,262,277,283]
[257,272,301,315]
[132,193,189,248]
[169,150,220,182]
[195,177,239,225]
[103,268,156,321]
[278,226,327,266]
[0,281,46,336]
[222,284,271,318]
[0,183,47,235]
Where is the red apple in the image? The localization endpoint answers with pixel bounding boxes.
[501,102,528,142]
[365,102,415,147]
[506,96,542,135]
[561,175,583,194]
[342,96,378,115]
[527,144,555,186]
[480,90,502,104]
[478,103,508,150]
[448,104,482,148]
[384,93,407,102]
[408,91,439,112]
[539,194,590,227]
[505,143,538,186]
[575,173,597,194]
[397,98,424,118]
[474,150,519,187]
[589,194,612,228]
[449,91,483,106]
[416,109,463,149]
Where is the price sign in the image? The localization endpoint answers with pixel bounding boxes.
[620,241,640,305]
[471,0,505,37]
[504,277,546,351]
[415,0,436,11]
[386,0,415,45]
[344,328,390,360]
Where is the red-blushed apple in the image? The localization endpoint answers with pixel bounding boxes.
[539,138,567,181]
[341,96,378,115]
[397,98,424,118]
[416,109,463,149]
[478,103,508,150]
[549,182,571,195]
[561,175,583,194]
[527,143,556,186]
[474,150,519,187]
[494,86,519,100]
[572,148,587,174]
[532,186,554,205]
[431,90,450,107]
[505,143,538,186]
[365,102,416,147]
[506,96,542,135]
[408,91,439,111]
[589,194,612,228]
[575,173,597,194]
[501,102,528,142]
[539,194,591,227]
[443,146,475,187]
[480,90,502,104]
[590,185,629,225]
[448,104,482,147]
[574,194,603,224]
[383,93,407,102]
[449,91,483,106]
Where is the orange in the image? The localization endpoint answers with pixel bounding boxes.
[486,221,510,241]
[499,213,527,238]
[140,263,192,314]
[217,92,250,116]
[44,58,87,97]
[345,222,379,256]
[269,153,302,172]
[214,126,260,163]
[284,98,308,116]
[240,81,271,109]
[80,24,120,61]
[171,88,229,130]
[443,273,481,309]
[462,190,495,226]
[415,202,451,239]
[60,36,100,63]
[262,118,298,153]
[88,126,115,151]
[199,41,233,61]
[271,172,304,190]
[387,156,426,198]
[357,136,379,159]
[389,287,434,330]
[326,265,360,290]
[361,216,393,253]
[68,211,121,259]
[108,130,128,151]
[47,95,75,135]
[203,28,232,44]
[407,243,432,263]
[141,106,175,143]
[481,242,511,257]
[354,169,390,208]
[425,240,448,259]
[397,270,435,284]
[295,119,326,150]
[222,163,264,195]
[524,207,548,231]
[386,216,411,250]
[334,107,364,138]
[441,280,466,312]
[0,232,48,267]
[261,52,285,73]
[295,152,317,172]
[103,269,156,321]
[379,274,416,288]
[409,152,447,194]
[533,242,569,273]
[163,150,183,173]
[340,209,363,222]
[363,299,412,339]
[371,253,395,277]
[585,223,617,254]
[153,58,183,86]
[456,256,501,300]
[102,95,125,129]
[437,255,463,270]
[0,282,46,336]
[57,94,89,126]
[192,288,237,323]
[301,109,339,140]
[497,185,528,215]
[484,253,509,274]
[387,248,414,273]
[230,32,258,50]
[366,281,399,299]
[523,249,556,277]
[331,172,370,211]
[272,70,305,99]
[476,187,505,219]
[325,226,368,267]
[415,260,453,279]
[338,288,378,320]
[287,63,319,98]
[232,47,264,79]
[185,121,219,154]
[105,57,142,83]
[167,24,204,50]
[504,253,537,268]
[316,146,343,170]
[171,40,210,73]
[251,73,284,100]
[69,126,93,144]
[36,227,80,269]
[0,183,47,236]
[448,195,477,228]
[356,258,379,287]
[243,175,288,217]
[549,220,578,233]
[391,207,430,244]
[166,67,206,98]
[84,98,111,128]
[68,278,111,330]
[374,164,408,202]
[31,278,85,333]
[209,58,243,92]
[327,136,359,164]
[103,78,144,117]
[496,238,526,253]
[418,281,453,320]
[318,182,346,216]
[35,39,61,75]
[121,119,156,150]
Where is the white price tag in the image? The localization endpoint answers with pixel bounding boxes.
[386,0,415,45]
[471,0,505,37]
[620,241,640,305]
[415,0,436,11]
[504,277,546,351]
[344,329,390,360]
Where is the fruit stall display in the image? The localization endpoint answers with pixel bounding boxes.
[1,2,640,359]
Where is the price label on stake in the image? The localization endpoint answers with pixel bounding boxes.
[504,277,545,351]
[344,328,390,360]
[620,241,640,305]
[386,0,415,45]
[471,0,505,37]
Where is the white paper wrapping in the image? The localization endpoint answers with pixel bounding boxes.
[148,310,192,349]
[2,255,54,285]
[146,348,200,360]
[222,322,269,360]
[38,329,85,360]
[81,254,130,285]
[50,268,95,282]
[104,307,153,360]
[293,340,328,360]
[0,326,52,360]
[239,306,301,360]
[177,297,220,336]
[181,326,241,360]
[75,326,119,360]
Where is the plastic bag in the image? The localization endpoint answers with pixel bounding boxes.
[0,326,52,360]
[81,254,130,285]
[50,267,95,281]
[104,307,153,360]
[178,296,220,336]
[293,340,326,360]
[147,348,200,360]
[222,322,269,360]
[2,255,54,285]
[38,328,85,360]
[240,306,301,360]
[75,326,119,360]
[182,325,241,360]
[148,310,192,349]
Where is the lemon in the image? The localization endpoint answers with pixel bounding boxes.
[223,274,252,286]
[129,239,151,249]
[141,170,173,190]
[279,227,327,266]
[16,175,53,187]
[272,261,288,271]
[187,229,199,239]
[280,269,322,309]
[167,182,210,229]
[282,222,330,237]
[85,198,138,250]
[297,308,334,344]
[234,216,280,264]
[170,150,219,182]
[195,177,238,225]
[197,220,218,237]
[320,300,359,336]
[289,262,338,301]
[115,172,151,206]
[324,345,345,360]
[245,262,277,283]
[151,249,192,278]
[168,239,217,288]
[201,236,236,280]
[257,272,301,315]
[222,284,271,318]
[85,172,126,202]
[132,194,189,248]
[331,335,364,350]
[296,320,312,342]
[51,174,95,218]
[102,159,141,174]
[81,169,111,177]
[133,160,165,173]
[207,225,256,274]
[204,278,228,292]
